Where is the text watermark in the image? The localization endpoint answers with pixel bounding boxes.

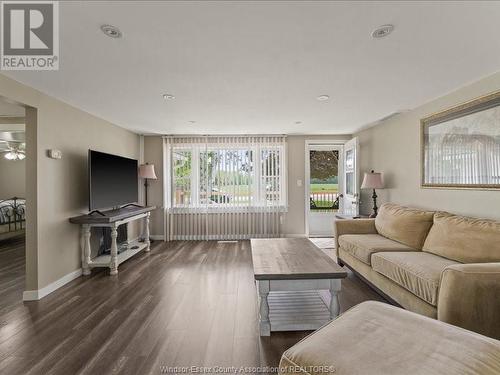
[1,0,59,70]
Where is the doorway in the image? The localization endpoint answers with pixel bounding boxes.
[0,99,26,309]
[305,141,344,237]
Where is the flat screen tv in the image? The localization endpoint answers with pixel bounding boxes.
[88,150,138,211]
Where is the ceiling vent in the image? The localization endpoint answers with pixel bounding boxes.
[372,25,394,39]
[101,24,122,38]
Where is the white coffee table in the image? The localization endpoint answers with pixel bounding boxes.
[251,238,347,336]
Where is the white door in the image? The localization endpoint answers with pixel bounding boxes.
[305,142,343,237]
[341,137,360,216]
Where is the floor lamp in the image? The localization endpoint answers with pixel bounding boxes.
[138,163,157,206]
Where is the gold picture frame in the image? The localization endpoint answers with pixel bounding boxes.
[421,90,500,190]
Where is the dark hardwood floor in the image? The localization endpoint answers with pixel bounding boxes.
[0,236,25,314]
[0,239,384,375]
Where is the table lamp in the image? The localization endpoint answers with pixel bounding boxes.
[361,170,384,218]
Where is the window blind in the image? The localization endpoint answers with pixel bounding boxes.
[164,135,287,240]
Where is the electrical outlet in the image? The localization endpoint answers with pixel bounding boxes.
[296,179,302,187]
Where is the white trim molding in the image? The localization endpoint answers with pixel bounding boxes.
[23,268,82,301]
[283,233,308,238]
[150,234,165,241]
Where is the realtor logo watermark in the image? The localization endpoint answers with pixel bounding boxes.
[1,1,59,70]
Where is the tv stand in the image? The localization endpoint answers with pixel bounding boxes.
[69,206,156,276]
[120,203,143,209]
[88,210,106,216]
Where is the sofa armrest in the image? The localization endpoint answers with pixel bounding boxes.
[438,263,500,340]
[333,219,377,258]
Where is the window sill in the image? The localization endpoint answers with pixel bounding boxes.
[168,206,287,214]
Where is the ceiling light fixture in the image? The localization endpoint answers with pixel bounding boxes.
[189,121,196,124]
[101,24,122,38]
[162,94,175,100]
[317,95,330,101]
[371,24,394,39]
[295,121,302,125]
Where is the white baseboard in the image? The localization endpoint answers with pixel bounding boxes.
[150,234,165,241]
[153,234,307,240]
[23,268,82,301]
[283,233,308,238]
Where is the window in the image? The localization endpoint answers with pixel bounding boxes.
[260,147,281,205]
[173,149,192,206]
[345,149,354,195]
[171,139,286,209]
[199,148,254,206]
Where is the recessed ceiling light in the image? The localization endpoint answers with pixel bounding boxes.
[162,94,175,100]
[100,24,122,38]
[189,121,196,124]
[295,121,302,125]
[372,24,394,39]
[317,95,330,101]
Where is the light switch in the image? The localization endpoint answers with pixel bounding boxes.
[48,149,62,159]
[297,179,302,187]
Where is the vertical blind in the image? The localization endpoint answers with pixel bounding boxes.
[164,135,287,240]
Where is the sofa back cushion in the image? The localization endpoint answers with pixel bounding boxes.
[423,212,500,263]
[375,203,435,249]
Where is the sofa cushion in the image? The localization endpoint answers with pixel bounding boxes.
[375,203,435,249]
[423,212,500,263]
[279,301,500,375]
[338,234,416,265]
[371,252,459,306]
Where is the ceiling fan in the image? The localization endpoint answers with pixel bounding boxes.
[0,132,26,160]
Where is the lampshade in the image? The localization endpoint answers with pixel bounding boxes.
[138,163,157,179]
[361,171,384,189]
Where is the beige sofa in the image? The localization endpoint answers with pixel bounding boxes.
[334,203,500,339]
[279,301,500,375]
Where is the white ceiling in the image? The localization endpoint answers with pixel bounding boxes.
[4,1,500,135]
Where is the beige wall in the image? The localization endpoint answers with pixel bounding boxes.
[0,158,25,199]
[0,74,140,291]
[356,71,500,220]
[25,107,38,291]
[144,136,164,237]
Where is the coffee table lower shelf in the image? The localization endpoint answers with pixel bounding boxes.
[267,290,332,332]
[256,278,341,336]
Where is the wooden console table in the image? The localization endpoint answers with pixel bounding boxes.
[69,206,156,276]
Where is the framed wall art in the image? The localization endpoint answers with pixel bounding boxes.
[421,91,500,189]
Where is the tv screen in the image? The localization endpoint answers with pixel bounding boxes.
[89,150,138,211]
